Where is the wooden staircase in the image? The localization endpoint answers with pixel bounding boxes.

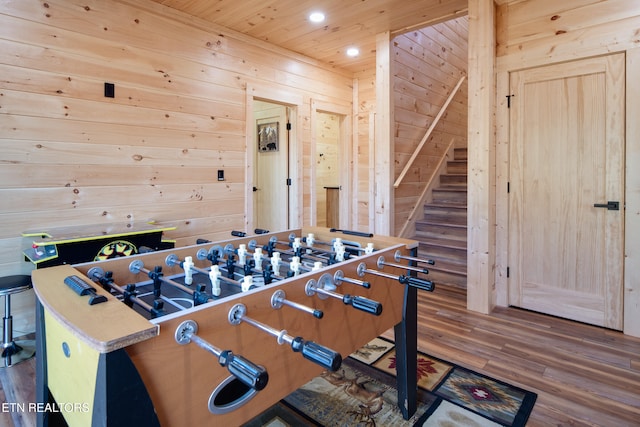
[413,147,467,288]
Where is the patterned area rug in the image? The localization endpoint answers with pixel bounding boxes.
[244,337,536,427]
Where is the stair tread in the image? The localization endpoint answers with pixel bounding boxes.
[415,236,467,250]
[429,264,467,276]
[418,218,467,227]
[424,204,467,210]
[425,254,467,267]
[434,186,467,192]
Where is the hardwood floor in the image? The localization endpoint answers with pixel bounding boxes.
[2,286,639,426]
[383,285,640,427]
[0,337,36,427]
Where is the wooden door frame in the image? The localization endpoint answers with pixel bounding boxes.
[494,49,640,336]
[245,84,304,232]
[310,99,352,228]
[506,56,625,329]
[468,0,640,337]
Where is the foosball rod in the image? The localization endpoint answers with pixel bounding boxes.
[211,252,286,283]
[239,242,330,272]
[356,262,435,292]
[305,274,383,316]
[129,260,194,295]
[267,237,337,263]
[300,233,375,255]
[209,265,255,292]
[228,303,342,372]
[215,241,327,277]
[271,290,323,319]
[376,256,430,274]
[128,260,212,305]
[87,267,166,318]
[266,234,353,263]
[174,320,269,391]
[393,249,435,265]
[165,253,210,285]
[333,270,370,289]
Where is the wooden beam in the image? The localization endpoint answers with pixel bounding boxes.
[467,0,496,314]
[625,47,640,338]
[374,32,394,235]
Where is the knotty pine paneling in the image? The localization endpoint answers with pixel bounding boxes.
[496,0,640,71]
[494,0,640,337]
[0,0,353,275]
[392,17,468,237]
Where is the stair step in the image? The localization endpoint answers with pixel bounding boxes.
[415,236,466,254]
[421,213,467,225]
[440,174,467,186]
[424,203,467,215]
[416,253,467,288]
[447,160,467,174]
[432,186,467,203]
[427,268,467,288]
[415,222,467,241]
[454,147,467,161]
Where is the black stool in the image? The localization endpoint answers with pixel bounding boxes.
[1,275,35,367]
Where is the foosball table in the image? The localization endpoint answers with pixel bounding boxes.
[32,227,434,426]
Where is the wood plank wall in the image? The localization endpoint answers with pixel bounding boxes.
[391,18,468,237]
[492,0,640,336]
[354,69,377,231]
[0,0,354,276]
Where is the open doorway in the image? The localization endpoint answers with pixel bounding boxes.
[311,100,351,229]
[315,111,341,227]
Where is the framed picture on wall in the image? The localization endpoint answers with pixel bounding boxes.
[257,122,279,152]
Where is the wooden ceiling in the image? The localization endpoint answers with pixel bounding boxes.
[149,0,468,73]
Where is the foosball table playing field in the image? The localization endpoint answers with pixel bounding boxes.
[32,227,435,426]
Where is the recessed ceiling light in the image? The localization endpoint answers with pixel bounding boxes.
[346,47,360,57]
[309,12,325,23]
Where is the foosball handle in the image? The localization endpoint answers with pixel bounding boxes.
[290,337,342,371]
[400,275,435,292]
[218,350,269,391]
[343,295,383,316]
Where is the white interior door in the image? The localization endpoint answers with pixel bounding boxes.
[253,101,290,232]
[508,53,625,329]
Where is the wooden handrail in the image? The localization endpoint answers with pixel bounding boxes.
[398,137,455,238]
[394,75,466,188]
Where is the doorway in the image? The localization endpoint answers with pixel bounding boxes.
[252,100,293,232]
[315,111,341,227]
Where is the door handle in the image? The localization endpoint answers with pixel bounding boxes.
[253,186,259,192]
[593,201,619,211]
